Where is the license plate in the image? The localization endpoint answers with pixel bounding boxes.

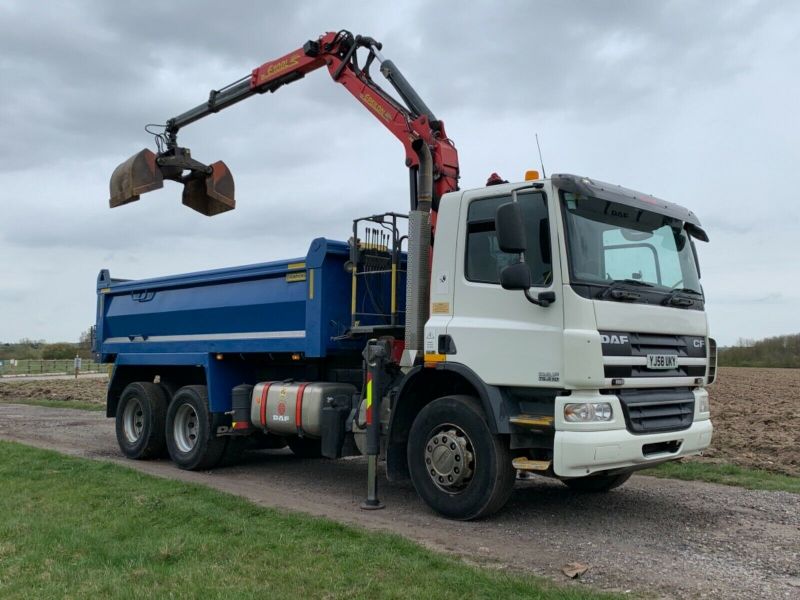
[647,354,677,369]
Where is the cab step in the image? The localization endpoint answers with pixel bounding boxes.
[512,457,552,472]
[509,414,554,428]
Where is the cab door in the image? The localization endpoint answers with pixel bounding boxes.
[444,185,564,387]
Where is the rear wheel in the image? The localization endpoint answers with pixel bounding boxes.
[408,395,516,520]
[562,472,632,493]
[159,380,179,403]
[115,382,168,460]
[165,385,226,470]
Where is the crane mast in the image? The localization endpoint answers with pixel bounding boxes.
[108,30,459,360]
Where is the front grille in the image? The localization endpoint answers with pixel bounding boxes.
[617,389,694,434]
[604,364,706,378]
[601,331,706,379]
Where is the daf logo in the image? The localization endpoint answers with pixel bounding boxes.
[693,339,705,348]
[601,334,629,345]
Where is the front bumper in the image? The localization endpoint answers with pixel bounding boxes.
[553,419,713,477]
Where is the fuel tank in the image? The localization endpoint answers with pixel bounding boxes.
[251,381,356,438]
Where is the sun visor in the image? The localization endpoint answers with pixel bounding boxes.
[553,173,708,241]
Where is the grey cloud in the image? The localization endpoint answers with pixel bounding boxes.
[405,0,782,118]
[4,0,785,177]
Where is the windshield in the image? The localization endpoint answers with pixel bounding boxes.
[561,191,702,295]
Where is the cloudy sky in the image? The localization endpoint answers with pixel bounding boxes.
[1,0,798,346]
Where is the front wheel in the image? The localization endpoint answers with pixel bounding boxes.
[562,472,632,493]
[408,395,516,520]
[165,385,226,470]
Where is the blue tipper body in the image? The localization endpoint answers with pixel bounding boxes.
[95,238,402,413]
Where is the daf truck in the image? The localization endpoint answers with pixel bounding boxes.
[99,30,715,519]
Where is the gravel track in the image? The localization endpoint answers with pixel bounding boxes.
[0,403,797,599]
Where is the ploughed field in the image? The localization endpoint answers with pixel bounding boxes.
[699,367,799,477]
[1,367,798,476]
[0,377,108,406]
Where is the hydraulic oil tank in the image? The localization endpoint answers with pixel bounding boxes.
[251,381,356,438]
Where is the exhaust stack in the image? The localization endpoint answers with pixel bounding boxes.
[108,147,235,216]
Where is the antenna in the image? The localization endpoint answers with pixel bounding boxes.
[535,133,547,178]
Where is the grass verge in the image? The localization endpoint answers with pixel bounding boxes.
[0,398,104,411]
[0,441,617,600]
[642,460,799,493]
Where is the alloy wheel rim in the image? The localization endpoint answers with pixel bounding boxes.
[173,403,199,454]
[122,398,144,443]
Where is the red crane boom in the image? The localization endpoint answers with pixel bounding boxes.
[109,30,459,221]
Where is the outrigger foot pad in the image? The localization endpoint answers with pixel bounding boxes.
[360,499,385,510]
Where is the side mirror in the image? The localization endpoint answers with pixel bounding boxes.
[500,262,531,291]
[500,263,555,307]
[495,202,527,253]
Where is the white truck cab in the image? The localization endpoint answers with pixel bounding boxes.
[424,173,714,481]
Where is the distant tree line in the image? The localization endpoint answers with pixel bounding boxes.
[719,333,800,368]
[0,327,94,360]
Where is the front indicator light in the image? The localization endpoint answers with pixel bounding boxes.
[564,402,613,422]
[698,395,710,414]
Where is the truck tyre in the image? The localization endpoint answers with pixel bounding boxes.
[287,437,323,458]
[407,395,516,520]
[165,385,226,470]
[154,381,180,458]
[562,472,632,493]
[115,382,168,460]
[159,380,179,402]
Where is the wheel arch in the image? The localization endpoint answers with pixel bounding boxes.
[386,362,504,481]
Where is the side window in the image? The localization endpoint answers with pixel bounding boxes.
[465,192,552,286]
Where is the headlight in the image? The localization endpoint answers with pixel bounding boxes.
[698,395,710,414]
[564,402,613,422]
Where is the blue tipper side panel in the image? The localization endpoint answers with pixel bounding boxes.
[96,238,360,362]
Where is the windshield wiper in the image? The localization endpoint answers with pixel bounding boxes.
[662,288,700,308]
[617,278,654,287]
[599,279,654,301]
[670,287,702,295]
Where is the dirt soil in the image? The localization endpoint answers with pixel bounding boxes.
[702,367,800,477]
[0,376,108,405]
